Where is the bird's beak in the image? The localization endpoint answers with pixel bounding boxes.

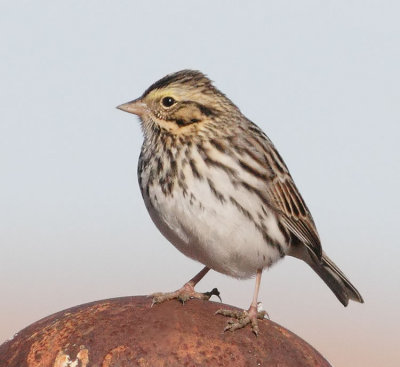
[116,98,147,117]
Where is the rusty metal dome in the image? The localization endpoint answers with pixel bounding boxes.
[0,296,331,366]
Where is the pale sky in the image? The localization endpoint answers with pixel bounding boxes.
[1,1,399,366]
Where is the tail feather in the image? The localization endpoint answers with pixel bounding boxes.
[289,246,364,306]
[307,251,364,306]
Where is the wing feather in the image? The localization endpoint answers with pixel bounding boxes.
[269,161,322,258]
[238,124,322,259]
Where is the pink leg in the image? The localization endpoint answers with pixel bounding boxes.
[151,266,221,305]
[248,268,262,320]
[187,266,210,288]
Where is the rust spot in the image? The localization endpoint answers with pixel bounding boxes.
[102,346,133,367]
[137,357,150,367]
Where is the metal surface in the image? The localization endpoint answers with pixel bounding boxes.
[0,296,331,366]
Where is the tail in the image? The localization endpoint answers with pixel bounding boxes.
[306,250,364,306]
[290,246,364,306]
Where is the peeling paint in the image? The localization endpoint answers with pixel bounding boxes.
[53,347,88,367]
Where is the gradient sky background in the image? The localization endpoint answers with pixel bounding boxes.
[1,1,399,366]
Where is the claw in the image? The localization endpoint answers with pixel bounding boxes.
[204,288,222,302]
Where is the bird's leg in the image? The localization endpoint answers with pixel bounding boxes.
[151,266,221,305]
[216,268,266,336]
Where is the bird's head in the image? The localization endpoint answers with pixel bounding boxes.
[117,70,238,137]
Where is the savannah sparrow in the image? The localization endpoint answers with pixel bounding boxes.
[117,70,363,335]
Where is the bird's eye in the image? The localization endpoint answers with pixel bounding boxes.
[161,96,176,108]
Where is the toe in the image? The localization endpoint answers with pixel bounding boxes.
[224,315,251,332]
[250,317,259,336]
[215,309,243,318]
[177,293,191,303]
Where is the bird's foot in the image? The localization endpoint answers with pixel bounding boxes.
[216,305,267,336]
[150,282,221,306]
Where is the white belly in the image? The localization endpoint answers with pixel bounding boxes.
[142,168,288,279]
